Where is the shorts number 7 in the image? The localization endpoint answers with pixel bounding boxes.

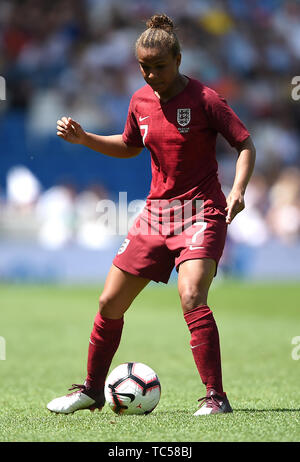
[189,221,207,250]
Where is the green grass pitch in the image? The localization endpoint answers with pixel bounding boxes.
[0,280,299,442]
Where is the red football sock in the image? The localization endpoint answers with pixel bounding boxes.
[86,311,124,392]
[184,305,224,396]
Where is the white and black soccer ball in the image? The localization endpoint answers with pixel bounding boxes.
[104,362,161,415]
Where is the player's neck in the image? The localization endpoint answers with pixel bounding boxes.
[155,74,189,103]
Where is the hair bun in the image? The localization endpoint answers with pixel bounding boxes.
[146,14,174,32]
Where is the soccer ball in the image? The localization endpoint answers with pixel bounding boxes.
[104,362,161,415]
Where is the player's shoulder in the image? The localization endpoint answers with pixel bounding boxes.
[128,84,154,114]
[187,77,221,103]
[130,84,153,102]
[183,77,223,111]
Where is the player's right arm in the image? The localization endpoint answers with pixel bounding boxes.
[56,116,142,159]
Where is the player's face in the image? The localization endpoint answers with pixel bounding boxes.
[137,47,181,98]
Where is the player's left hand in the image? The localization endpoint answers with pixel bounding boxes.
[225,190,245,224]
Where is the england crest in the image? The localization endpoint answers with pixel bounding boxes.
[177,108,191,127]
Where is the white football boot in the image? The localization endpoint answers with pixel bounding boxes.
[194,389,233,416]
[47,383,105,414]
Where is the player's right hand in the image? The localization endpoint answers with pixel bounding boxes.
[56,116,86,144]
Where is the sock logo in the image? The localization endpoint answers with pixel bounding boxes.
[191,342,206,349]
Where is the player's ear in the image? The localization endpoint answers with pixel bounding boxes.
[176,53,181,68]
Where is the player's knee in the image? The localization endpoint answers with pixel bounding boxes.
[98,293,115,316]
[98,293,126,319]
[179,287,207,313]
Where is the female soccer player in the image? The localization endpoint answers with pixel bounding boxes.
[47,14,256,416]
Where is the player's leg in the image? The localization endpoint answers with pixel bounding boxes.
[47,265,150,414]
[98,263,151,319]
[86,265,150,393]
[178,258,232,415]
[178,258,216,311]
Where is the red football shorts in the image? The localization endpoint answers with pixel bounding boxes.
[113,203,227,284]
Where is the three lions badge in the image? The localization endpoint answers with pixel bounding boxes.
[177,108,191,133]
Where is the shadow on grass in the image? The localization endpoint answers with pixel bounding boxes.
[235,408,300,413]
[103,408,300,419]
[152,408,300,417]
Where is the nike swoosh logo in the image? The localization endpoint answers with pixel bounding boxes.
[139,116,149,121]
[189,246,205,250]
[191,342,206,349]
[112,392,135,403]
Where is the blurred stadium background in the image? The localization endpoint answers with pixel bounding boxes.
[1,0,300,284]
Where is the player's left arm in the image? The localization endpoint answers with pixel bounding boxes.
[225,135,256,224]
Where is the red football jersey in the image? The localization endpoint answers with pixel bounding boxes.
[122,77,250,207]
